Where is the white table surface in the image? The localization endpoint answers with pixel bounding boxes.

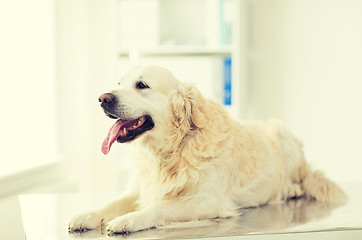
[19,182,362,240]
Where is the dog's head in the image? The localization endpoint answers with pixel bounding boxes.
[99,65,206,155]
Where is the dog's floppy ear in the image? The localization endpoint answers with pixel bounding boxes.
[170,83,206,130]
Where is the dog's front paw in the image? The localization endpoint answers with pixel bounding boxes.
[68,211,105,232]
[106,212,154,235]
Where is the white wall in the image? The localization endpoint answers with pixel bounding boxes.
[56,0,129,192]
[0,0,57,176]
[247,0,362,182]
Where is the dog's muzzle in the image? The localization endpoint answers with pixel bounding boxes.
[99,93,119,119]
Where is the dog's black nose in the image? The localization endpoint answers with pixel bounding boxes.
[99,93,115,104]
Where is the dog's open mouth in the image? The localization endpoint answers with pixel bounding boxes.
[101,115,154,155]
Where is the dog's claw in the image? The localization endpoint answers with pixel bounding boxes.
[107,228,113,236]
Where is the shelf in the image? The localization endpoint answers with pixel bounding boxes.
[115,0,245,118]
[119,46,233,57]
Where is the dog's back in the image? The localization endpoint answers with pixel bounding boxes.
[228,118,346,207]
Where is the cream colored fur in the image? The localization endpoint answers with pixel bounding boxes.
[68,65,346,234]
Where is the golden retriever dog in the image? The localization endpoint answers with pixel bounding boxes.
[68,65,346,234]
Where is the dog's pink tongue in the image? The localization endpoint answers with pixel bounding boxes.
[102,120,124,155]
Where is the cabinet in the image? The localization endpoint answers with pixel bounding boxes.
[115,0,247,117]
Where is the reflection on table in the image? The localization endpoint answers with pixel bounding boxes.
[20,183,362,240]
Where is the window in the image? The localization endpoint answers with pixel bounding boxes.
[0,0,57,177]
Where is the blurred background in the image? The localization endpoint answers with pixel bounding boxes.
[1,0,362,239]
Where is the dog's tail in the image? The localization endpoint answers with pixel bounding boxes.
[302,169,347,203]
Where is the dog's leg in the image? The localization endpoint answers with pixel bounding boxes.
[68,194,138,232]
[285,183,304,200]
[105,199,233,234]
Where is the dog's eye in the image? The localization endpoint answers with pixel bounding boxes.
[136,81,150,90]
